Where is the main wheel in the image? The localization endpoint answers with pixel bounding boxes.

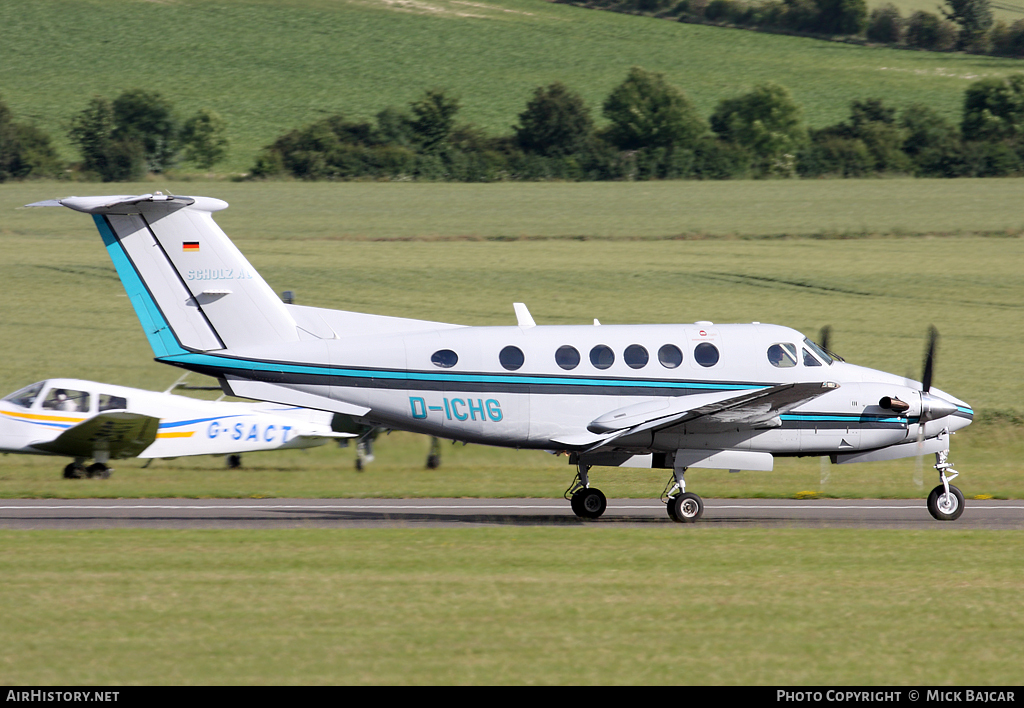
[571,488,607,519]
[668,492,704,523]
[426,454,440,469]
[927,484,965,521]
[62,462,85,479]
[86,462,111,479]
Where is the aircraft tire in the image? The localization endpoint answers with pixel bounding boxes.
[62,463,85,480]
[668,493,703,523]
[86,463,111,479]
[426,454,440,469]
[572,488,607,519]
[927,484,964,521]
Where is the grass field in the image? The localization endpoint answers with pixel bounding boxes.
[1,179,1022,499]
[3,0,1024,173]
[1,528,1021,685]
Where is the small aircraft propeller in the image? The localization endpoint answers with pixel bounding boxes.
[914,325,941,487]
[818,325,832,354]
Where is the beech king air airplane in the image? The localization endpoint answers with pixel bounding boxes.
[29,193,975,521]
[0,377,347,478]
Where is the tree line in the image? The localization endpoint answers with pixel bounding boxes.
[252,68,1024,181]
[0,89,228,182]
[5,66,1024,182]
[565,0,1016,57]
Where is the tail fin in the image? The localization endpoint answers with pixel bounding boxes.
[34,193,299,358]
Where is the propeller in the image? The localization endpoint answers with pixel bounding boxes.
[818,325,832,354]
[914,325,941,488]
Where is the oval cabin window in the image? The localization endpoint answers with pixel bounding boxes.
[694,342,720,367]
[555,345,580,370]
[499,346,525,371]
[431,349,458,368]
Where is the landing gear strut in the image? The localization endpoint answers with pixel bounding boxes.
[663,466,703,523]
[927,449,964,521]
[565,463,607,519]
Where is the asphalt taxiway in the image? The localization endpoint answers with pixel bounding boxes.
[0,498,1021,529]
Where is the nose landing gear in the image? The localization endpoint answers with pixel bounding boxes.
[927,449,964,521]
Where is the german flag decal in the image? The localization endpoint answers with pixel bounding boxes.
[182,241,200,252]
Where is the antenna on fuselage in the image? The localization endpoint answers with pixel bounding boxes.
[513,303,536,328]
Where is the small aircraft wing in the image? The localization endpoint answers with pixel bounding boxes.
[563,382,839,452]
[30,412,160,460]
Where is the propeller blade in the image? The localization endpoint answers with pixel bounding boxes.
[819,325,832,353]
[921,325,939,393]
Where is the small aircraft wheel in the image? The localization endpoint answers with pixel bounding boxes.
[927,484,965,521]
[355,457,363,472]
[62,463,85,480]
[425,454,441,469]
[86,463,111,479]
[226,454,242,469]
[572,488,607,519]
[668,493,704,523]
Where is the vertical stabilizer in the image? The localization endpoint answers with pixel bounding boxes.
[34,194,300,356]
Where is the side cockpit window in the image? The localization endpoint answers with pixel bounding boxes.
[767,343,798,368]
[3,382,45,409]
[803,348,823,367]
[99,394,128,411]
[42,388,90,412]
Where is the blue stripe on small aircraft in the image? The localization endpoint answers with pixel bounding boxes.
[158,415,247,429]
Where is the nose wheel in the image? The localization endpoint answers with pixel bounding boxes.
[927,450,964,521]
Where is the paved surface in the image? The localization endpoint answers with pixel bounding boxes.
[0,498,1021,529]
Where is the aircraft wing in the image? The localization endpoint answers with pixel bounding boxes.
[30,412,160,460]
[557,382,838,452]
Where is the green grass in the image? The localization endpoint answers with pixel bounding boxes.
[3,0,1024,173]
[1,179,1022,498]
[0,528,1021,685]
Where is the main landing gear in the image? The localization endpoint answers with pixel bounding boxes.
[565,462,704,523]
[663,467,703,523]
[927,449,964,521]
[565,464,607,519]
[62,458,112,479]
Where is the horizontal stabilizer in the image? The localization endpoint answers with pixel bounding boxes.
[223,378,371,418]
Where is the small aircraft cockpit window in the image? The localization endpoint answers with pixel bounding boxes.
[42,388,90,412]
[658,344,683,369]
[802,348,823,367]
[767,343,798,368]
[624,344,649,369]
[99,394,128,411]
[556,345,580,370]
[3,382,45,408]
[499,346,525,371]
[431,349,459,369]
[694,342,720,367]
[590,345,615,370]
[803,337,834,365]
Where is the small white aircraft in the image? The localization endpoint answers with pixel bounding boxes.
[0,377,348,478]
[29,193,974,520]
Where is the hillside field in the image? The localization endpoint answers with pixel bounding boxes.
[3,0,1024,173]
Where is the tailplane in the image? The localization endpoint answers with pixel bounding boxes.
[30,193,299,358]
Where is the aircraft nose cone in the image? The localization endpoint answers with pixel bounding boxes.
[921,392,959,421]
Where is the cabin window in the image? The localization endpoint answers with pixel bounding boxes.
[99,394,128,411]
[803,348,823,367]
[694,342,720,367]
[590,345,615,370]
[42,388,90,412]
[555,345,580,370]
[499,346,525,371]
[624,344,649,369]
[658,344,683,369]
[431,349,458,369]
[3,382,44,408]
[767,343,798,368]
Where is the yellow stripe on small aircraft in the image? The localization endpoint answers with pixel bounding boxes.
[0,410,85,424]
[156,431,195,438]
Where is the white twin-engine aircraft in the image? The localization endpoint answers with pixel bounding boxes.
[0,377,347,478]
[30,193,974,521]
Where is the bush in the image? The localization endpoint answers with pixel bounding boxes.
[710,82,806,176]
[0,97,61,181]
[602,66,707,150]
[514,82,595,158]
[867,3,904,43]
[962,75,1024,143]
[905,11,958,50]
